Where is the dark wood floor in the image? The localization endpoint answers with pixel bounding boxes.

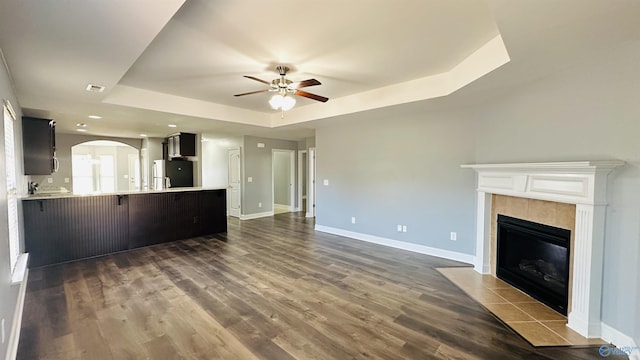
[18,213,624,359]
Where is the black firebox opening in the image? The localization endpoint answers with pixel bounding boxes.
[496,214,571,315]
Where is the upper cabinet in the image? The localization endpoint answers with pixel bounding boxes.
[22,116,57,175]
[167,132,196,158]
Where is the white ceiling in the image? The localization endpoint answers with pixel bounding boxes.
[0,0,637,141]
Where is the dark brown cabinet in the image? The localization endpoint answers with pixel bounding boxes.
[128,192,173,248]
[24,189,227,267]
[23,195,129,267]
[22,116,57,175]
[167,132,196,158]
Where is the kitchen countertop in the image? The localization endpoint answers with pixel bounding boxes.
[23,186,228,200]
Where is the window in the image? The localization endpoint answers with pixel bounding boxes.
[4,100,20,272]
[72,154,93,194]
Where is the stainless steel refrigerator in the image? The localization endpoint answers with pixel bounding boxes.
[152,160,193,189]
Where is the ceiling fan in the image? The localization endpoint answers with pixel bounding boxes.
[234,66,328,111]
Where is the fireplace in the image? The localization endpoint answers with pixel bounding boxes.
[461,161,624,338]
[496,214,570,315]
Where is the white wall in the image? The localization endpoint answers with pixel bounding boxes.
[0,52,26,359]
[201,134,242,188]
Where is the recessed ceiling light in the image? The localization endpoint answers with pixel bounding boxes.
[139,134,147,137]
[85,84,105,92]
[88,115,102,119]
[76,123,87,127]
[168,124,177,128]
[76,128,88,132]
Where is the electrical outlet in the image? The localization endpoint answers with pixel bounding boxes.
[351,217,356,224]
[247,177,253,183]
[258,202,262,208]
[397,225,402,232]
[450,232,457,241]
[47,177,53,184]
[402,225,407,233]
[323,179,329,186]
[64,177,69,183]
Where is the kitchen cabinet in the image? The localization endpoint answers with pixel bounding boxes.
[23,189,227,267]
[22,116,57,175]
[167,132,196,158]
[128,192,173,248]
[199,189,227,235]
[23,195,129,267]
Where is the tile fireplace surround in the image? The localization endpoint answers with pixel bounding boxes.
[461,161,624,339]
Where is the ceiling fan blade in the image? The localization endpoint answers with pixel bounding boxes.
[243,75,271,85]
[294,90,329,103]
[291,79,321,89]
[234,89,269,97]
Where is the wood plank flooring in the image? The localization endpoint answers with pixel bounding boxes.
[17,213,625,359]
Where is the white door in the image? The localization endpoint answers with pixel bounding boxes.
[307,147,316,217]
[228,148,241,218]
[128,154,140,191]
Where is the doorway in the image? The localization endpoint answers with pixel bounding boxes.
[272,149,295,214]
[228,147,241,218]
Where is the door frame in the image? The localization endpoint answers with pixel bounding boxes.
[228,147,242,218]
[307,147,316,218]
[296,150,307,212]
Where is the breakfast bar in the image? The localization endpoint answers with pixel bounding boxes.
[22,187,227,267]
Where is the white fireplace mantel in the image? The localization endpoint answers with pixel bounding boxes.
[461,161,624,339]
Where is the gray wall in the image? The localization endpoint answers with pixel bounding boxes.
[0,54,26,359]
[242,135,297,215]
[30,133,142,193]
[273,151,291,205]
[315,40,640,343]
[315,103,477,255]
[471,41,640,340]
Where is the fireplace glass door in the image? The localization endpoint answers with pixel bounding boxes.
[496,215,571,315]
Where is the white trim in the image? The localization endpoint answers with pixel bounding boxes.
[5,269,28,360]
[296,150,307,212]
[601,322,640,360]
[240,211,274,220]
[305,212,313,218]
[10,253,28,284]
[315,225,475,265]
[274,203,292,212]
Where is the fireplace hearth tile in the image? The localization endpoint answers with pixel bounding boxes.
[484,303,535,322]
[491,287,535,303]
[437,267,607,347]
[507,321,571,346]
[514,302,566,321]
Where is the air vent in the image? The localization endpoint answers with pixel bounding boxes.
[85,84,105,92]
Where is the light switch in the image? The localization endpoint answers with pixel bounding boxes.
[64,178,69,183]
[248,177,253,182]
[323,179,329,186]
[47,178,53,184]
[257,143,265,148]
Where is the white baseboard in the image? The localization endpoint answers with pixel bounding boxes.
[240,211,274,220]
[305,212,314,218]
[274,203,292,212]
[601,322,640,359]
[5,268,29,360]
[314,225,475,265]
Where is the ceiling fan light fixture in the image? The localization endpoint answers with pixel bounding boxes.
[281,95,296,111]
[269,94,284,109]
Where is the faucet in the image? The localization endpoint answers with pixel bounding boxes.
[28,181,39,195]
